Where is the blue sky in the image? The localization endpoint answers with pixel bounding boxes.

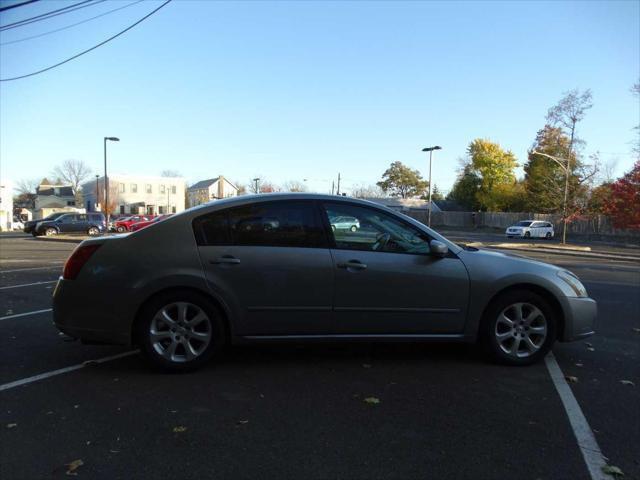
[1,0,638,194]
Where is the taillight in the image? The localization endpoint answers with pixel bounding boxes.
[63,244,102,280]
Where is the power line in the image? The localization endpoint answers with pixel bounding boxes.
[0,0,173,82]
[1,0,145,46]
[0,0,40,13]
[0,0,103,31]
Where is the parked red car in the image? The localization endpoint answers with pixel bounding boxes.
[129,214,172,232]
[113,215,154,233]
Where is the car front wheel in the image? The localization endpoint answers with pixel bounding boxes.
[524,231,531,238]
[45,227,58,236]
[116,226,126,233]
[481,290,557,366]
[136,291,225,372]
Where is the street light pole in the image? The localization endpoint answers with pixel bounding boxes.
[421,146,442,228]
[252,178,260,194]
[103,136,120,224]
[532,150,571,244]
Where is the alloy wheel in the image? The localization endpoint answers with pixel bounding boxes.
[494,302,547,358]
[149,302,213,363]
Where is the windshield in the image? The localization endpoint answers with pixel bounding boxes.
[516,221,533,227]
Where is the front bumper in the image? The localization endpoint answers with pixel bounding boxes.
[560,296,597,341]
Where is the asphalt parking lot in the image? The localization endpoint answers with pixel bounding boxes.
[1,235,638,479]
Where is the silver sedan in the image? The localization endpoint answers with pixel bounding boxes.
[53,194,597,372]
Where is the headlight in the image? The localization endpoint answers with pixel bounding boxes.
[557,270,588,297]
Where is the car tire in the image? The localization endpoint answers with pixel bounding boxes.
[480,289,557,366]
[136,290,226,372]
[524,231,531,238]
[117,226,126,233]
[45,227,58,236]
[545,232,552,239]
[331,225,336,232]
[87,226,100,236]
[350,225,357,232]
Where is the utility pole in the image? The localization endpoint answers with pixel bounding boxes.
[253,178,260,194]
[336,173,341,195]
[421,146,442,228]
[331,181,335,195]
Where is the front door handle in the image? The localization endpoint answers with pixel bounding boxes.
[337,260,367,270]
[210,256,241,265]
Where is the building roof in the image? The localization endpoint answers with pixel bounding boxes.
[188,177,238,191]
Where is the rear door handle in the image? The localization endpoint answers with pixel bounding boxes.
[337,260,367,270]
[210,256,241,265]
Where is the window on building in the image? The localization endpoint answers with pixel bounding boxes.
[159,206,165,214]
[119,183,125,193]
[67,201,75,206]
[131,184,138,193]
[171,185,177,194]
[146,184,152,194]
[120,205,125,214]
[160,185,166,194]
[172,206,176,213]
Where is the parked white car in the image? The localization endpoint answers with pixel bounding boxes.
[505,220,554,239]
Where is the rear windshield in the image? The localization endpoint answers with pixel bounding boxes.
[516,221,532,227]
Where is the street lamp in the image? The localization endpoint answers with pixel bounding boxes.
[421,146,442,227]
[252,177,260,194]
[532,150,571,244]
[104,136,119,223]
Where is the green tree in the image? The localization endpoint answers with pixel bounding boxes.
[467,139,518,211]
[430,184,444,202]
[377,161,428,198]
[447,163,482,210]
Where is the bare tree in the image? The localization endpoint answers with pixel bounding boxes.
[351,184,386,198]
[547,89,593,159]
[232,180,247,195]
[161,170,182,177]
[51,159,92,197]
[283,180,308,192]
[15,178,39,195]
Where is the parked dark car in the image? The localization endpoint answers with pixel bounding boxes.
[23,212,67,235]
[35,213,106,236]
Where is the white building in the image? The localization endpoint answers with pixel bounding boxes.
[187,176,238,208]
[35,178,76,210]
[0,180,13,231]
[82,175,186,215]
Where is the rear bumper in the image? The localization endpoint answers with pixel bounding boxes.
[560,296,597,342]
[53,278,130,345]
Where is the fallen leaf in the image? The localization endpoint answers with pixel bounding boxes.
[6,423,17,429]
[65,459,83,476]
[565,376,579,383]
[109,450,120,454]
[602,464,624,477]
[236,420,249,425]
[362,364,372,368]
[74,405,79,409]
[620,380,635,386]
[363,397,380,405]
[86,441,91,445]
[173,426,187,433]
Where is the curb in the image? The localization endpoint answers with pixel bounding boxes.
[470,243,640,262]
[32,236,85,244]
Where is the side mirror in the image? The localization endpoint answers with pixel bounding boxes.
[430,240,448,258]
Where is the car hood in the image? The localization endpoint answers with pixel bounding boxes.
[459,246,563,275]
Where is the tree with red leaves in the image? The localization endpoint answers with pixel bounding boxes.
[603,161,640,230]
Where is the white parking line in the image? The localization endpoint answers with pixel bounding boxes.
[0,280,57,290]
[545,352,609,480]
[0,308,52,321]
[0,350,139,392]
[0,265,63,273]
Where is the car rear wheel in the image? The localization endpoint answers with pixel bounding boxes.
[136,291,225,372]
[480,290,557,366]
[45,227,58,236]
[87,226,100,236]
